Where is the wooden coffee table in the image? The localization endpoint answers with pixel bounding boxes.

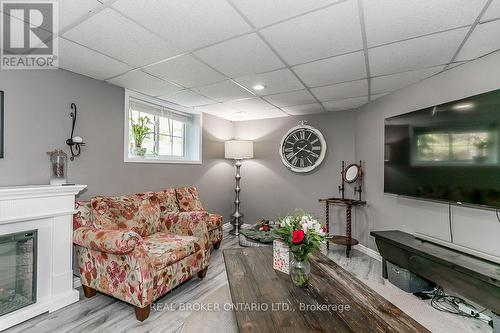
[224,247,429,333]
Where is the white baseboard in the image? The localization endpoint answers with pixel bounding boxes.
[356,243,382,262]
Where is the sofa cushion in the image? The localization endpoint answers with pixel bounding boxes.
[175,187,204,212]
[141,232,199,270]
[208,214,223,231]
[155,188,179,214]
[91,193,160,237]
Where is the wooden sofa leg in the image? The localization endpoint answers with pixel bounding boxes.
[213,240,221,250]
[135,305,151,322]
[198,266,209,279]
[82,285,97,298]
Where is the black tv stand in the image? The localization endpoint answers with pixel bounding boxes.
[370,230,500,315]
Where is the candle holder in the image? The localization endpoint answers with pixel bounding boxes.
[66,103,85,161]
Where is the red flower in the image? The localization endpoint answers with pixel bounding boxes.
[322,226,327,233]
[292,229,305,244]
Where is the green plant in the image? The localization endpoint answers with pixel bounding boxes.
[130,116,152,148]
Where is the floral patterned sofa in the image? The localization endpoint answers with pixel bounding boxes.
[73,187,221,321]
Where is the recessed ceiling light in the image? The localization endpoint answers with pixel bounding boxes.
[253,84,265,91]
[452,102,475,111]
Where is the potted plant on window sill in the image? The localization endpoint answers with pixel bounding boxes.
[130,116,152,157]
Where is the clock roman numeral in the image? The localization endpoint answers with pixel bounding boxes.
[299,158,304,168]
[286,152,294,159]
[310,138,319,144]
[299,130,305,140]
[312,146,321,151]
[284,147,293,152]
[311,152,319,158]
[292,133,299,141]
[291,156,298,165]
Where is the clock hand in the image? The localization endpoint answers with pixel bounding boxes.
[292,146,308,158]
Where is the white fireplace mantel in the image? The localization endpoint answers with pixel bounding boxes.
[0,184,86,331]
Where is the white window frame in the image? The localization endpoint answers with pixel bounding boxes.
[124,90,202,164]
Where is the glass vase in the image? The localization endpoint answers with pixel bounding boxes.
[290,254,311,287]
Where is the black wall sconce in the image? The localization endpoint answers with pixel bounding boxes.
[66,103,85,161]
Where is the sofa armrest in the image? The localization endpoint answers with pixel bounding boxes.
[159,211,211,267]
[73,227,142,254]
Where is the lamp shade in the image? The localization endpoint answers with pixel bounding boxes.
[225,140,254,159]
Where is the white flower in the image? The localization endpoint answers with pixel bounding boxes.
[301,222,309,232]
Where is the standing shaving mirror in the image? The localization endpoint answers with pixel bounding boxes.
[343,163,362,183]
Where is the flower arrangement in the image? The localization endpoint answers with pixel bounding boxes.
[274,211,331,286]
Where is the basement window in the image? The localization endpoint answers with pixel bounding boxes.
[124,91,202,164]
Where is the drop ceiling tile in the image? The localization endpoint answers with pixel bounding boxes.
[59,38,132,80]
[293,51,366,87]
[194,33,285,78]
[217,112,252,121]
[159,90,216,107]
[59,0,103,30]
[323,96,368,111]
[195,103,239,115]
[107,70,182,96]
[144,55,226,88]
[193,80,254,102]
[282,103,324,115]
[234,69,305,96]
[263,90,317,107]
[363,0,486,47]
[482,0,500,21]
[63,8,180,67]
[311,79,368,102]
[230,0,339,28]
[112,0,251,51]
[219,109,289,121]
[369,27,468,76]
[456,20,500,61]
[224,98,276,112]
[371,66,444,94]
[260,0,363,65]
[243,108,289,120]
[371,93,388,101]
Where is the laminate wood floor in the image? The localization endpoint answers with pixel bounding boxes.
[4,225,492,333]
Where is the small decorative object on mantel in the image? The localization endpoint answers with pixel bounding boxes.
[274,212,331,287]
[47,149,68,185]
[279,121,327,173]
[66,103,86,161]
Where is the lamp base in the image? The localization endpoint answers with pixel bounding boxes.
[229,215,243,235]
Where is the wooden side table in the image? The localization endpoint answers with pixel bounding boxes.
[319,197,366,257]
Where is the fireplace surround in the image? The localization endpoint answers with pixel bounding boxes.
[0,185,85,330]
[0,230,37,317]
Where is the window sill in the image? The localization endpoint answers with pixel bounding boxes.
[124,157,202,164]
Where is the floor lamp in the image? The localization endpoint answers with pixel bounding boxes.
[225,140,254,235]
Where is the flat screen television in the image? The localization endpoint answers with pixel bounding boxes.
[384,88,500,209]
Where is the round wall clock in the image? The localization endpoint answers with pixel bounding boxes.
[279,122,327,173]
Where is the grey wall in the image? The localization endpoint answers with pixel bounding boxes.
[0,69,235,220]
[354,51,500,257]
[232,112,357,235]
